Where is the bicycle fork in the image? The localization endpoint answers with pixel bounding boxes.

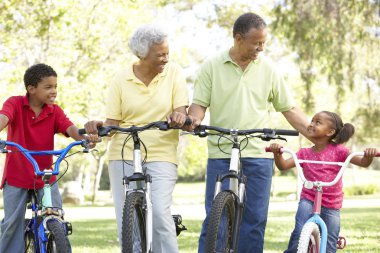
[124,146,153,252]
[306,187,328,253]
[213,145,247,252]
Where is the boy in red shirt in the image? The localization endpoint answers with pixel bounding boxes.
[0,63,94,252]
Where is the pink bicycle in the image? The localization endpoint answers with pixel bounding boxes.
[266,147,379,253]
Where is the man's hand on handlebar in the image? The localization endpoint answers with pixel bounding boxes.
[182,115,201,132]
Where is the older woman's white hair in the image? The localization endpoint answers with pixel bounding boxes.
[128,24,168,58]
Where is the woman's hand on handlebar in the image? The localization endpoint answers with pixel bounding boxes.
[84,120,104,135]
[167,111,187,128]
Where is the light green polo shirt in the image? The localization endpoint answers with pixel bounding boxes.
[193,50,295,158]
[106,62,189,164]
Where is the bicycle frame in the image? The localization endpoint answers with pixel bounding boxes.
[212,131,247,251]
[124,133,153,252]
[85,121,183,253]
[271,147,380,253]
[0,139,89,252]
[192,125,299,252]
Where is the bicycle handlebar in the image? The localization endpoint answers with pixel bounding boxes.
[193,125,299,139]
[78,119,192,137]
[0,140,89,176]
[266,147,380,188]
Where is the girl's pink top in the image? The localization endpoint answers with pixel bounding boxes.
[297,143,350,209]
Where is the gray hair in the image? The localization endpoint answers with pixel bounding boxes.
[128,24,168,58]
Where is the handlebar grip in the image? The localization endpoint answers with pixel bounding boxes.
[265,147,283,154]
[274,129,299,136]
[78,128,86,135]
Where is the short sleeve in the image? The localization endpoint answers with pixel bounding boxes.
[0,97,17,123]
[106,77,122,120]
[172,64,189,109]
[54,106,74,135]
[192,61,212,107]
[337,144,350,161]
[270,68,296,112]
[296,148,307,159]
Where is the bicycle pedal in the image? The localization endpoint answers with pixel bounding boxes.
[172,214,187,236]
[65,222,73,235]
[337,236,346,249]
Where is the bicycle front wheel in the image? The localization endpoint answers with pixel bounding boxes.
[205,191,236,253]
[297,222,321,253]
[122,191,147,253]
[24,219,36,253]
[45,219,72,253]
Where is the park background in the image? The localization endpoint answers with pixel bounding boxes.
[0,0,379,252]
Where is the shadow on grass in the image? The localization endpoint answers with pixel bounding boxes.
[70,219,119,250]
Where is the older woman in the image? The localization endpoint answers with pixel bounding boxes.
[85,24,188,252]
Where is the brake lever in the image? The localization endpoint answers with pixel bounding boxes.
[193,129,208,138]
[275,136,287,142]
[259,134,287,142]
[157,121,170,131]
[0,141,8,153]
[81,139,90,153]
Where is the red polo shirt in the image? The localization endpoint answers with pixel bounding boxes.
[0,95,73,189]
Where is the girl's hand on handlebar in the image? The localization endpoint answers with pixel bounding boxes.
[364,148,377,158]
[269,143,283,156]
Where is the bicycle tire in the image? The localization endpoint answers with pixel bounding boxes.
[297,222,321,253]
[24,219,36,253]
[45,219,71,253]
[205,191,236,253]
[122,191,147,253]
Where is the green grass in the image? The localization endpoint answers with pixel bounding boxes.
[70,219,119,253]
[2,170,380,252]
[68,207,380,253]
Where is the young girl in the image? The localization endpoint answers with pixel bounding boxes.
[269,111,377,253]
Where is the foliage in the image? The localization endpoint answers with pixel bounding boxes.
[345,184,380,196]
[271,0,380,114]
[0,0,173,190]
[1,0,380,189]
[177,135,208,181]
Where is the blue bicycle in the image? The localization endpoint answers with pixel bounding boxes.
[0,139,90,253]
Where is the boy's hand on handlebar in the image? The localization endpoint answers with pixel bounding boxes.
[83,120,103,148]
[85,135,101,149]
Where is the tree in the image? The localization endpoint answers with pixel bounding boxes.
[0,0,171,194]
[271,0,380,119]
